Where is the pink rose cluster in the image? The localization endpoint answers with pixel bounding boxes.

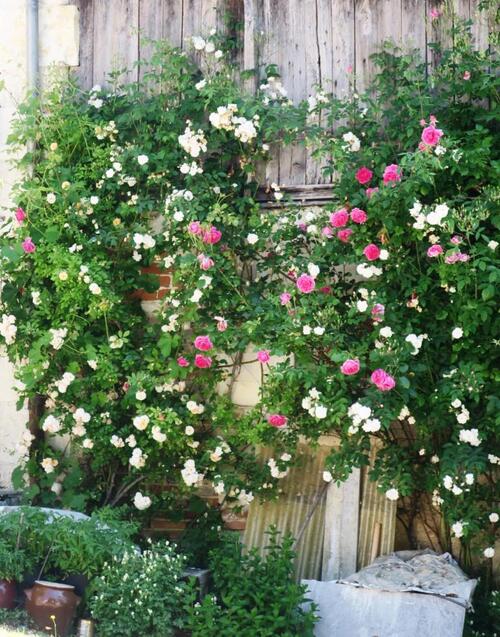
[445,252,469,264]
[370,369,396,391]
[188,221,222,245]
[325,206,367,243]
[383,164,402,185]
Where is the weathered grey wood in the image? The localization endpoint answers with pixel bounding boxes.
[401,0,427,55]
[73,0,94,89]
[162,0,185,48]
[322,469,361,580]
[331,0,355,97]
[93,0,140,86]
[355,0,403,92]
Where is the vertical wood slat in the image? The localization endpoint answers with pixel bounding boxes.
[73,0,94,89]
[92,0,140,86]
[354,0,403,92]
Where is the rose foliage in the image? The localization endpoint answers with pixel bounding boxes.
[0,21,498,564]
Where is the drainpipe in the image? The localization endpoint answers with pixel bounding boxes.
[27,0,39,94]
[26,0,43,483]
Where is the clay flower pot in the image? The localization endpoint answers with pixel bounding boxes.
[25,580,80,637]
[0,578,16,609]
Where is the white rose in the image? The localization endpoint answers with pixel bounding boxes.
[134,491,152,510]
[489,513,499,523]
[246,233,259,245]
[46,193,57,204]
[483,547,495,559]
[137,154,149,165]
[385,488,399,501]
[322,471,333,483]
[451,327,463,340]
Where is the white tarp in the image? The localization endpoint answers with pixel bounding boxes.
[303,550,476,637]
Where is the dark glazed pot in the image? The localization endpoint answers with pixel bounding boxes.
[0,578,16,609]
[25,580,80,636]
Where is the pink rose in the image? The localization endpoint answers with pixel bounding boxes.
[216,318,228,332]
[188,221,202,235]
[429,7,440,19]
[330,209,349,228]
[383,164,401,185]
[267,414,288,428]
[365,187,379,198]
[370,369,396,391]
[297,222,307,232]
[371,303,385,322]
[22,237,36,253]
[194,354,212,368]
[194,335,213,351]
[320,286,332,294]
[257,350,271,364]
[177,356,189,367]
[458,252,469,262]
[427,244,443,258]
[355,167,373,185]
[202,226,222,244]
[280,292,292,305]
[350,208,367,224]
[322,226,333,237]
[450,235,462,245]
[197,254,214,270]
[337,229,353,243]
[15,207,26,223]
[463,71,471,80]
[363,243,381,261]
[340,359,360,375]
[296,274,316,294]
[421,125,444,147]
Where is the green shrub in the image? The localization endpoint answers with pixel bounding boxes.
[184,529,318,637]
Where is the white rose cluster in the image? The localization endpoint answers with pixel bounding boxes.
[347,402,376,434]
[50,327,68,350]
[356,263,382,279]
[410,201,449,230]
[405,333,428,355]
[178,122,207,158]
[458,428,481,446]
[133,491,152,510]
[181,459,204,487]
[301,387,328,420]
[0,314,17,344]
[55,372,75,394]
[342,131,361,152]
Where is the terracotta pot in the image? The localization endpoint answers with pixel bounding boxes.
[25,580,80,637]
[0,578,16,609]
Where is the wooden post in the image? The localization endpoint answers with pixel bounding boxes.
[321,468,360,580]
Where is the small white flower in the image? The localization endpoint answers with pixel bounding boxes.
[379,249,389,261]
[195,79,207,91]
[322,470,333,483]
[487,240,498,250]
[83,438,94,449]
[308,263,320,278]
[385,488,399,501]
[451,398,462,408]
[302,325,312,335]
[133,415,150,430]
[89,282,102,295]
[137,154,149,165]
[136,390,147,401]
[452,521,464,538]
[313,326,325,336]
[379,326,393,338]
[464,473,474,485]
[459,428,481,446]
[192,36,206,50]
[483,547,495,559]
[356,300,368,312]
[41,457,58,474]
[246,233,259,245]
[451,327,463,340]
[134,491,152,510]
[184,425,194,436]
[314,405,328,419]
[489,513,499,523]
[214,50,223,59]
[46,192,57,204]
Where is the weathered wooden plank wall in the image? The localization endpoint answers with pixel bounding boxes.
[72,0,491,184]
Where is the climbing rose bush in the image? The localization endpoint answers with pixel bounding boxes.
[0,20,498,564]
